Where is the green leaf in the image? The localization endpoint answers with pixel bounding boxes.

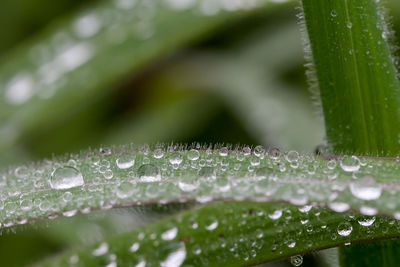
[339,239,400,267]
[301,0,400,156]
[1,145,400,265]
[37,201,400,267]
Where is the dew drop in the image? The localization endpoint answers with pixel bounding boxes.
[299,205,312,213]
[116,181,136,198]
[254,145,265,158]
[116,154,135,169]
[160,243,186,267]
[162,227,178,241]
[129,242,140,252]
[93,242,109,256]
[103,169,114,180]
[198,167,216,180]
[219,147,229,157]
[328,202,350,213]
[169,152,183,165]
[340,156,361,172]
[255,167,273,178]
[205,219,218,231]
[192,244,202,255]
[285,151,299,163]
[63,210,77,217]
[154,148,165,159]
[360,206,378,216]
[15,166,29,178]
[178,176,199,193]
[73,13,101,38]
[268,210,282,220]
[287,240,296,248]
[138,164,161,182]
[135,259,146,267]
[358,216,376,227]
[290,255,303,266]
[347,22,353,29]
[269,148,281,159]
[337,222,352,236]
[20,199,33,211]
[187,149,200,161]
[331,9,338,17]
[50,166,84,190]
[350,176,381,200]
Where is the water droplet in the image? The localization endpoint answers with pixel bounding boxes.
[154,148,165,159]
[350,176,381,200]
[268,210,282,220]
[331,9,338,17]
[192,244,202,255]
[73,13,102,38]
[116,181,136,198]
[15,166,29,178]
[93,242,109,256]
[327,160,337,170]
[299,205,312,213]
[162,227,178,240]
[291,255,303,266]
[254,146,265,158]
[219,147,229,157]
[287,240,296,248]
[198,167,216,180]
[135,259,146,267]
[285,151,299,163]
[178,176,199,192]
[328,202,350,213]
[103,169,114,180]
[169,152,183,165]
[138,164,160,182]
[340,156,361,172]
[268,148,281,159]
[337,222,352,236]
[205,219,218,231]
[63,210,77,217]
[160,243,186,267]
[129,242,140,252]
[50,166,84,190]
[5,73,34,105]
[187,149,200,161]
[347,22,353,29]
[255,167,273,179]
[358,216,375,227]
[116,154,135,169]
[20,199,32,211]
[99,146,112,156]
[360,205,378,216]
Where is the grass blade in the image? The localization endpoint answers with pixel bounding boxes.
[301,0,400,156]
[1,145,400,227]
[37,202,400,266]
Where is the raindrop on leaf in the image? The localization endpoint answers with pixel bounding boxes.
[50,166,84,190]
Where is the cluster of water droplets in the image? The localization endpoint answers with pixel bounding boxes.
[1,143,400,229]
[58,201,400,267]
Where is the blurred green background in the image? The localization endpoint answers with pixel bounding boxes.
[0,0,399,266]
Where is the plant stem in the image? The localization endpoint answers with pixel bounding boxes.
[301,0,400,157]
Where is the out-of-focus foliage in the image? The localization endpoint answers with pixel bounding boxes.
[0,0,399,266]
